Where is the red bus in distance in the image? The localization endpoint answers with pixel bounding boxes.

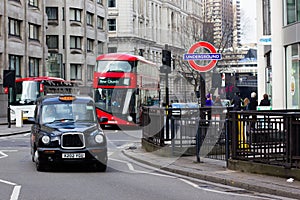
[93,53,160,127]
[5,76,78,121]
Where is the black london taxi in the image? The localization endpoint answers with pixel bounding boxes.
[30,94,108,171]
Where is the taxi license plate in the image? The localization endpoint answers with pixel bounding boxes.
[62,153,85,159]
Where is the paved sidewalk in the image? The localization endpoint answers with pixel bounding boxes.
[123,147,300,199]
[0,117,31,137]
[1,117,300,199]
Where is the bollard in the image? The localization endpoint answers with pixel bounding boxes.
[16,109,23,127]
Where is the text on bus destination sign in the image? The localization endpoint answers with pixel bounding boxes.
[98,77,130,86]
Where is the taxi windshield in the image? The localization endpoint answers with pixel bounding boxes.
[41,102,96,124]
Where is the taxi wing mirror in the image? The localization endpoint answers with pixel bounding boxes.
[98,117,108,123]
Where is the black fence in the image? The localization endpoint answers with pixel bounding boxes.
[142,106,300,169]
[141,106,229,160]
[229,110,300,169]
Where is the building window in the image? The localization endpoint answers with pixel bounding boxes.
[97,16,104,29]
[87,65,94,81]
[108,47,117,53]
[70,36,82,49]
[46,7,58,20]
[70,8,81,22]
[70,64,82,80]
[286,43,299,108]
[29,23,39,41]
[8,18,21,37]
[29,57,39,77]
[28,0,38,7]
[107,19,116,31]
[9,55,21,77]
[97,0,102,4]
[286,0,297,24]
[262,0,271,35]
[108,0,116,7]
[87,38,94,52]
[97,41,104,55]
[46,35,59,49]
[87,12,94,26]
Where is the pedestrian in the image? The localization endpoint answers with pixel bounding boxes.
[249,92,258,110]
[259,93,271,106]
[214,96,222,106]
[248,92,258,130]
[205,93,214,106]
[232,92,242,111]
[243,97,250,110]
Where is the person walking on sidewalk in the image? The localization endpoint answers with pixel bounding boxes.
[259,93,271,106]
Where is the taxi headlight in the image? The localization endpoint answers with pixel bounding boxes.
[95,134,104,144]
[41,135,50,144]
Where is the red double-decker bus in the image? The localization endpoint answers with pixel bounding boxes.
[93,53,160,127]
[5,76,78,121]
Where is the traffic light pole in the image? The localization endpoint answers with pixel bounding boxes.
[161,45,171,141]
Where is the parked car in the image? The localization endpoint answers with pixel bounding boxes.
[30,94,108,172]
[221,99,232,107]
[171,103,189,116]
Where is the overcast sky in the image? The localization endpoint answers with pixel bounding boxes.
[240,0,257,44]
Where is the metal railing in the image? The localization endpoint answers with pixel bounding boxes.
[229,110,300,169]
[141,106,229,160]
[142,106,300,169]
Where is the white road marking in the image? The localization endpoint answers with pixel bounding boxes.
[0,151,8,159]
[110,157,286,200]
[0,179,21,200]
[10,185,21,200]
[0,150,18,159]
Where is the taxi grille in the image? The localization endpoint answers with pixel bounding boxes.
[61,133,85,149]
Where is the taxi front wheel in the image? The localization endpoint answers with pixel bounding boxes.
[34,150,46,171]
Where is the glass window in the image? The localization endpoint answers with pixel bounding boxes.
[70,36,82,49]
[287,0,296,24]
[97,16,104,29]
[96,60,133,73]
[107,19,116,31]
[8,18,21,37]
[70,64,82,80]
[286,44,299,108]
[29,23,39,40]
[97,41,104,55]
[87,12,93,26]
[46,35,59,49]
[87,38,94,52]
[108,0,116,7]
[97,0,102,4]
[29,57,39,77]
[28,0,38,7]
[87,65,94,81]
[262,0,271,35]
[9,55,21,77]
[70,8,81,22]
[46,7,58,20]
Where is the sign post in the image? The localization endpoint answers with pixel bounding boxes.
[184,41,221,106]
[184,41,221,72]
[3,70,16,128]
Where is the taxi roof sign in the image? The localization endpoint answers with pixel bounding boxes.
[59,96,76,101]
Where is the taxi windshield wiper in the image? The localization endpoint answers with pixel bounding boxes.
[57,118,75,122]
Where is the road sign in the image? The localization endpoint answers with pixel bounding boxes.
[184,41,221,72]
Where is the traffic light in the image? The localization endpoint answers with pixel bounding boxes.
[162,49,171,67]
[3,70,15,88]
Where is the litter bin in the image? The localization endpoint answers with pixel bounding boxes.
[16,109,23,127]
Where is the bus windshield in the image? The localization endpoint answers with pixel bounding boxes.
[96,60,135,73]
[12,81,39,105]
[94,88,135,115]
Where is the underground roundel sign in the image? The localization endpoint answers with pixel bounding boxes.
[183,41,222,72]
